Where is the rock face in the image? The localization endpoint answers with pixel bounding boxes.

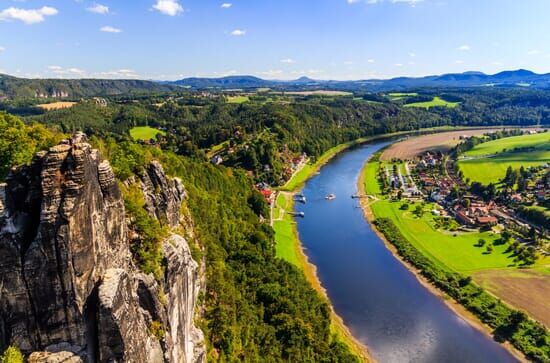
[0,134,204,362]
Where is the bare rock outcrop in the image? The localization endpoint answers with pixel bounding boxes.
[0,134,204,363]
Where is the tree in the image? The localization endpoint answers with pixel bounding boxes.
[414,205,424,218]
[0,346,23,363]
[486,244,494,254]
[477,238,486,247]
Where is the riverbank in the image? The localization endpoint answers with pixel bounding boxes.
[357,156,531,362]
[272,126,544,363]
[272,192,373,362]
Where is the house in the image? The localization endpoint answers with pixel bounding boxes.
[476,216,498,226]
[456,210,474,225]
[260,189,275,204]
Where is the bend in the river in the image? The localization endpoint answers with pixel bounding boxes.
[294,141,518,363]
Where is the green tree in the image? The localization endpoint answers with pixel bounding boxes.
[0,346,24,363]
[477,238,486,247]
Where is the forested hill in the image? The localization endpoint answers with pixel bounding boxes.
[0,74,178,99]
[172,69,550,90]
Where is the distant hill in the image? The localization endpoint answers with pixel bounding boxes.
[0,74,178,100]
[2,69,550,100]
[171,69,550,91]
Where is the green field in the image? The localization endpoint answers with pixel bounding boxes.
[387,92,418,101]
[363,160,549,273]
[459,132,550,184]
[404,96,460,109]
[273,193,301,267]
[463,132,550,157]
[226,95,249,103]
[129,126,166,141]
[370,199,516,272]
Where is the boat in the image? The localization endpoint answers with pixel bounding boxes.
[325,193,336,200]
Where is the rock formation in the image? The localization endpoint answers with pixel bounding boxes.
[0,134,204,362]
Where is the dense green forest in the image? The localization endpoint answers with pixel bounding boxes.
[16,87,550,185]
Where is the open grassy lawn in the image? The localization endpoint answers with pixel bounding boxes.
[273,193,301,267]
[463,132,550,157]
[458,132,550,184]
[129,126,166,141]
[404,96,460,109]
[226,95,250,103]
[363,159,381,195]
[369,199,520,273]
[364,159,550,273]
[387,92,417,101]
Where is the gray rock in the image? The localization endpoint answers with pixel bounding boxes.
[0,135,204,363]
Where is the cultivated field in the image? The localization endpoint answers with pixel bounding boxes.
[129,126,166,141]
[226,95,250,103]
[463,132,550,157]
[475,269,550,327]
[36,101,77,110]
[459,132,550,184]
[279,90,352,96]
[403,96,460,109]
[381,129,498,161]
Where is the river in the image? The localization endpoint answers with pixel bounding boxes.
[294,141,518,363]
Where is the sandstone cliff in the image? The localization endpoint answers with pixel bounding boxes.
[0,134,205,362]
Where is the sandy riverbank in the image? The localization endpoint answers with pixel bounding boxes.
[356,158,528,363]
[277,192,374,362]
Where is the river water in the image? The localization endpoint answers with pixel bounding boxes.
[294,141,518,363]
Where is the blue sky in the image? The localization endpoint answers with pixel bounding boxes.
[1,0,550,80]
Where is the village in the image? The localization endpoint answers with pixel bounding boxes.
[380,143,550,258]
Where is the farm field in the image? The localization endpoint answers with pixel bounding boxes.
[129,126,166,141]
[226,95,249,103]
[277,90,352,96]
[404,96,460,109]
[387,92,417,100]
[36,101,77,110]
[463,131,550,157]
[458,132,550,184]
[381,129,499,161]
[474,269,550,327]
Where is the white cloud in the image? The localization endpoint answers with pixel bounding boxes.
[367,59,375,63]
[527,49,540,56]
[457,44,470,51]
[231,29,246,36]
[0,6,58,24]
[100,25,121,33]
[260,69,283,77]
[455,60,464,64]
[280,58,295,64]
[394,63,403,67]
[0,46,5,52]
[47,65,86,77]
[344,60,353,65]
[408,52,416,57]
[153,0,183,16]
[221,3,232,8]
[87,4,109,14]
[347,0,361,3]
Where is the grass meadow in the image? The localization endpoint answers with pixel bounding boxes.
[129,126,166,141]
